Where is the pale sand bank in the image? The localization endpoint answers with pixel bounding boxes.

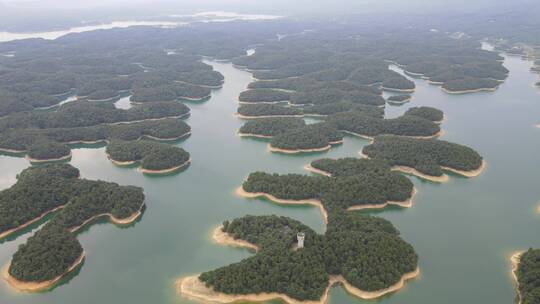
[69,202,145,233]
[0,147,26,154]
[235,113,304,119]
[235,186,328,223]
[343,129,443,141]
[510,251,524,304]
[143,131,191,142]
[236,184,415,223]
[382,87,415,93]
[139,159,191,175]
[441,87,498,94]
[107,153,137,166]
[212,225,259,252]
[26,152,72,163]
[0,205,65,240]
[268,143,332,154]
[3,252,85,292]
[237,132,274,139]
[359,152,485,181]
[176,267,419,304]
[303,164,332,177]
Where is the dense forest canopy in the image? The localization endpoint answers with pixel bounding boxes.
[106,140,190,171]
[269,122,343,151]
[239,117,306,137]
[516,249,540,304]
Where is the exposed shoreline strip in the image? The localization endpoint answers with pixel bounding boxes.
[510,251,524,304]
[0,205,66,240]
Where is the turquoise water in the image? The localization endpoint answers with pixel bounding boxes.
[0,52,539,304]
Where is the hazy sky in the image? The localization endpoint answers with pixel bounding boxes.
[1,0,534,13]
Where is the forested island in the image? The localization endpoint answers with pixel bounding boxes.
[512,249,540,304]
[362,135,485,182]
[269,123,343,153]
[178,213,418,303]
[237,104,302,119]
[404,107,444,123]
[1,164,144,291]
[238,89,291,103]
[239,117,305,138]
[106,140,190,174]
[238,156,414,219]
[326,110,441,139]
[387,94,412,104]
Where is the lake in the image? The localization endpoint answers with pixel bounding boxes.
[0,50,539,304]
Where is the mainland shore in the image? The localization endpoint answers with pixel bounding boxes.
[3,252,86,292]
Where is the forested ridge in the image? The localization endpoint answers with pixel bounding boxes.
[362,135,483,177]
[239,117,306,137]
[199,213,417,301]
[2,164,144,283]
[516,249,540,304]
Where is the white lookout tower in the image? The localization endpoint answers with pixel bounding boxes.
[297,232,305,249]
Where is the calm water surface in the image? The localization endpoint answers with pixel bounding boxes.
[0,52,539,304]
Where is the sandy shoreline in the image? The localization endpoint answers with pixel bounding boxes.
[236,184,416,222]
[303,164,333,177]
[343,129,442,141]
[382,87,415,93]
[26,152,72,163]
[0,205,66,240]
[212,225,259,252]
[359,152,484,181]
[510,251,524,304]
[441,87,498,94]
[139,159,191,175]
[237,132,274,139]
[235,186,329,223]
[235,113,304,119]
[69,202,145,233]
[268,143,332,154]
[176,267,419,304]
[0,147,27,154]
[143,131,191,142]
[3,252,85,292]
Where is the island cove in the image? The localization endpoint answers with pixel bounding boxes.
[0,164,145,292]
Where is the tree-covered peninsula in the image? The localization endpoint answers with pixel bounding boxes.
[404,106,444,122]
[269,123,343,153]
[362,135,484,180]
[238,89,291,103]
[106,140,190,173]
[240,156,414,215]
[513,249,540,304]
[326,110,441,139]
[239,117,306,137]
[180,213,418,302]
[237,104,302,118]
[1,164,144,291]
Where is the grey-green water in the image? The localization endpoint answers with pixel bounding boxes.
[0,53,539,304]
